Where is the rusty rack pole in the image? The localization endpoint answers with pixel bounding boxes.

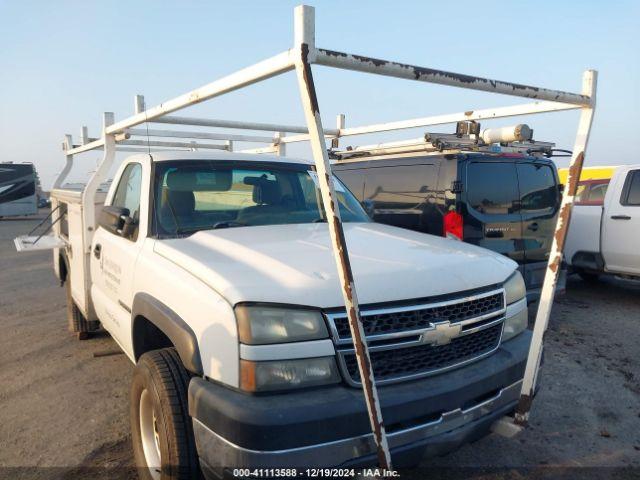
[514,70,597,426]
[293,5,392,469]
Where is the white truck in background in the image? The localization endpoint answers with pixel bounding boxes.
[565,164,640,280]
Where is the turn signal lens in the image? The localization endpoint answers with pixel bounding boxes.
[240,357,340,392]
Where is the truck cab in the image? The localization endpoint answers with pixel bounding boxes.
[565,164,640,279]
[49,151,532,477]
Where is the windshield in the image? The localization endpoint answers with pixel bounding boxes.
[153,160,369,236]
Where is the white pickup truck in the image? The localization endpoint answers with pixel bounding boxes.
[46,151,530,477]
[565,164,640,281]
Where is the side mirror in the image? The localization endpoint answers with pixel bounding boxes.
[362,199,375,218]
[99,206,136,238]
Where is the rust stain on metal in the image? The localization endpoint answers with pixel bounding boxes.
[315,49,575,103]
[346,303,388,467]
[300,44,391,468]
[352,53,388,68]
[300,43,320,114]
[548,253,561,274]
[551,151,585,259]
[318,48,348,59]
[567,152,585,196]
[514,393,533,426]
[324,174,390,467]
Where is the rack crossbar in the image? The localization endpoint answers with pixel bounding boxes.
[104,50,296,135]
[315,49,591,107]
[126,128,274,144]
[339,101,581,137]
[120,139,228,150]
[152,115,339,136]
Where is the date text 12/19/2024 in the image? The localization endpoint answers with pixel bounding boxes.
[232,468,401,478]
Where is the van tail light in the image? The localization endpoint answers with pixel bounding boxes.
[443,211,463,241]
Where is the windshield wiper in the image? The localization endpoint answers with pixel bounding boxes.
[174,225,207,235]
[173,221,246,235]
[212,221,246,229]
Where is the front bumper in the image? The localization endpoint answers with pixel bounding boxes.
[188,330,531,471]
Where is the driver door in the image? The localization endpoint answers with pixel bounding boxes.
[90,161,145,353]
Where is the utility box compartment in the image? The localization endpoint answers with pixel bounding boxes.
[50,188,107,320]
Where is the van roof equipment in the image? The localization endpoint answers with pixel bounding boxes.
[25,5,596,469]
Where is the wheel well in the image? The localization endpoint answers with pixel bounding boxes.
[132,316,174,361]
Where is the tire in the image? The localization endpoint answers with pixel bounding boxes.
[64,268,96,339]
[578,271,600,283]
[131,348,200,480]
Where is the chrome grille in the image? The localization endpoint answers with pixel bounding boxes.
[325,288,506,386]
[343,323,503,384]
[332,292,504,339]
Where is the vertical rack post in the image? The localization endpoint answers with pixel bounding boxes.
[293,5,392,469]
[54,134,74,189]
[332,114,345,148]
[274,132,286,156]
[81,112,116,254]
[134,95,146,114]
[515,70,597,426]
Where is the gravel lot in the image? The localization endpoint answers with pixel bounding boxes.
[1,214,638,479]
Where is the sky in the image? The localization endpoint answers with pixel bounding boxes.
[1,0,638,190]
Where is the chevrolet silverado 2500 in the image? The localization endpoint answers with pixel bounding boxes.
[49,151,529,477]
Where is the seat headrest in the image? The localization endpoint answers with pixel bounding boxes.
[162,189,195,216]
[244,176,281,205]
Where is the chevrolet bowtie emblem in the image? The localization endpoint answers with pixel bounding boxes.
[421,321,462,346]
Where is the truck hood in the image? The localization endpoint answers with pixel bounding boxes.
[153,222,517,308]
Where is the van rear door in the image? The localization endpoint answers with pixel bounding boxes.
[333,158,442,236]
[463,161,525,265]
[515,161,561,287]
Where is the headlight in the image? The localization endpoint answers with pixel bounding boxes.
[502,301,528,342]
[504,271,526,305]
[236,305,328,345]
[240,357,340,392]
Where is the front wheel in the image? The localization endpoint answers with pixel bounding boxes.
[131,348,200,480]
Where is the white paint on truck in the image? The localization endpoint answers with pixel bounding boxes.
[565,164,640,277]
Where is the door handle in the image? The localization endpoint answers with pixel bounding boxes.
[611,215,631,220]
[528,222,539,232]
[93,243,102,259]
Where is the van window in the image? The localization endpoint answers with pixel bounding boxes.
[516,163,558,212]
[467,162,519,215]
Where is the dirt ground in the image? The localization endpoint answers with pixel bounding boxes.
[1,214,639,479]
